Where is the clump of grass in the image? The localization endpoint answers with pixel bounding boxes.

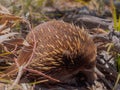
[74,0,91,4]
[113,54,120,90]
[110,0,120,31]
[110,0,120,89]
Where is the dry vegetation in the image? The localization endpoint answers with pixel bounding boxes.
[0,0,120,90]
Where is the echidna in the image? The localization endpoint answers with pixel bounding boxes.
[4,20,97,85]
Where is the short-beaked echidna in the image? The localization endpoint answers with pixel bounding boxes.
[5,20,97,84]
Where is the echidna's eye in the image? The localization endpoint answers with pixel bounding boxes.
[85,61,96,69]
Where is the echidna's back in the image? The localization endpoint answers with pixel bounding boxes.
[14,20,96,84]
[26,20,96,72]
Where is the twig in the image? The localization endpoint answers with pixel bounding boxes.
[8,66,24,90]
[95,67,105,77]
[24,68,60,82]
[23,19,37,67]
[8,19,33,90]
[11,44,18,53]
[14,58,20,68]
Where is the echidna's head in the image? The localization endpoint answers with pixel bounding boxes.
[61,27,97,70]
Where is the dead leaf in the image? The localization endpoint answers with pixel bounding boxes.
[0,33,18,43]
[0,4,10,14]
